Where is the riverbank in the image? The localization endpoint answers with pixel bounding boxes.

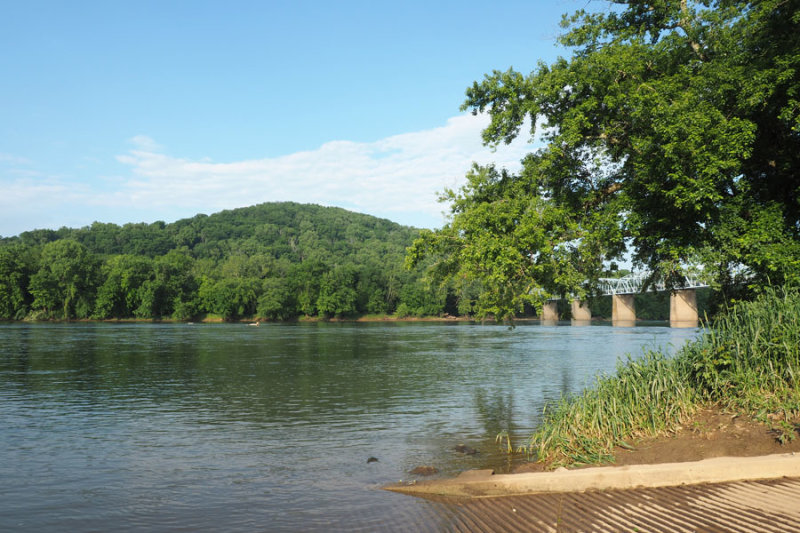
[14,314,477,324]
[385,419,800,531]
[390,403,800,495]
[390,286,800,503]
[16,313,533,324]
[513,286,800,468]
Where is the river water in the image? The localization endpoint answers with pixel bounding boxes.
[0,321,699,531]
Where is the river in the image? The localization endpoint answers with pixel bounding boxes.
[0,321,699,531]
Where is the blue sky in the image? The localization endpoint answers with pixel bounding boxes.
[1,0,592,237]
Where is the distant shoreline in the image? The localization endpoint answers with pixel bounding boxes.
[6,316,635,325]
[7,315,611,325]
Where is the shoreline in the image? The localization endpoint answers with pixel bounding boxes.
[9,314,646,325]
[390,405,800,499]
[11,315,549,324]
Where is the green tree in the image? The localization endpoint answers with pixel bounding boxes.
[135,251,198,319]
[257,278,295,320]
[316,266,359,318]
[94,255,154,319]
[409,0,800,320]
[198,277,260,320]
[0,244,36,319]
[18,228,60,247]
[2,202,432,321]
[29,240,100,319]
[396,278,447,318]
[289,261,326,316]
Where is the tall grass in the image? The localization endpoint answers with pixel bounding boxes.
[526,286,800,466]
[684,286,800,427]
[526,351,695,466]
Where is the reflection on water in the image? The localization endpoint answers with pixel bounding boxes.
[0,321,699,531]
[474,388,515,440]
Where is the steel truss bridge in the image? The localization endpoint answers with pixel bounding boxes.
[597,271,709,296]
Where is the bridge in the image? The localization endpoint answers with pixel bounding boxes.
[542,271,709,328]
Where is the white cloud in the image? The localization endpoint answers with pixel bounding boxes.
[111,113,539,228]
[0,176,95,236]
[0,113,541,236]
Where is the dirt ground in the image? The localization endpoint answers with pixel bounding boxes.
[513,405,800,474]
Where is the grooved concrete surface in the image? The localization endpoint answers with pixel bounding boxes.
[391,477,800,532]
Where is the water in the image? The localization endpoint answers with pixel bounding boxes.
[0,321,699,531]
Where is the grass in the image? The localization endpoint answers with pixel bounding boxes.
[524,285,800,467]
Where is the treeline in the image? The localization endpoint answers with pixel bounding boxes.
[0,202,451,321]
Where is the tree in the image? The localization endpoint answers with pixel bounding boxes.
[29,240,100,319]
[1,202,433,321]
[198,276,260,320]
[316,266,359,318]
[408,0,800,320]
[94,255,154,319]
[135,251,198,319]
[257,278,295,320]
[289,261,326,316]
[355,263,396,315]
[0,244,36,319]
[396,278,447,318]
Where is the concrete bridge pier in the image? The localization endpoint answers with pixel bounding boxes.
[612,294,636,327]
[541,301,560,323]
[571,300,591,325]
[670,289,698,328]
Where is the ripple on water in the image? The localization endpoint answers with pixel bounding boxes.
[0,322,699,531]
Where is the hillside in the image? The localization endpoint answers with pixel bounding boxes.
[0,203,448,321]
[9,202,415,259]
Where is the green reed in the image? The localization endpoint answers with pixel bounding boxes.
[526,350,695,466]
[684,286,800,424]
[526,286,800,467]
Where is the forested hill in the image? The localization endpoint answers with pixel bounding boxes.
[0,202,449,321]
[8,202,415,260]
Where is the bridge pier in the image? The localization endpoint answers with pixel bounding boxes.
[670,289,698,328]
[571,299,591,325]
[541,301,559,323]
[612,294,636,327]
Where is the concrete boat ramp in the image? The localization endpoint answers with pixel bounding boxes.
[385,453,800,532]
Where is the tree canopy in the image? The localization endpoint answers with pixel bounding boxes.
[0,202,453,321]
[408,0,800,321]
